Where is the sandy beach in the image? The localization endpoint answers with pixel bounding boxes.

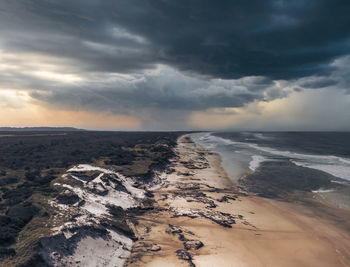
[126,134,350,267]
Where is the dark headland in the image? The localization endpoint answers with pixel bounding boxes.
[0,127,85,132]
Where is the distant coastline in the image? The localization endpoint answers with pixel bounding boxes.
[0,127,85,132]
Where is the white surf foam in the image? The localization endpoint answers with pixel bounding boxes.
[291,160,350,181]
[249,155,266,171]
[202,133,350,181]
[331,180,350,185]
[247,143,350,165]
[250,144,350,181]
[200,133,246,147]
[312,188,335,193]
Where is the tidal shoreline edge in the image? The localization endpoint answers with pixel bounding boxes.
[127,133,350,267]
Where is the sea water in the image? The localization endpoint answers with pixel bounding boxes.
[192,132,350,210]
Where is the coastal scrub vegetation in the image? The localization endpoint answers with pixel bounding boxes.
[0,131,183,265]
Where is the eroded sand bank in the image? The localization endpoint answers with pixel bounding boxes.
[126,135,350,267]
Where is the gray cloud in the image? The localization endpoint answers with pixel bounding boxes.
[0,0,349,79]
[0,1,349,130]
[28,67,273,113]
[299,78,338,89]
[330,56,350,94]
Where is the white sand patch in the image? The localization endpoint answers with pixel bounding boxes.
[47,223,133,267]
[148,171,168,190]
[53,164,146,217]
[58,232,132,267]
[54,182,135,214]
[48,163,148,266]
[68,164,115,174]
[67,164,144,198]
[116,173,145,198]
[48,200,70,212]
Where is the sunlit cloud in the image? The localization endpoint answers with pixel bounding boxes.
[31,71,82,83]
[0,89,31,109]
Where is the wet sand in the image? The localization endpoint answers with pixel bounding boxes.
[126,135,350,267]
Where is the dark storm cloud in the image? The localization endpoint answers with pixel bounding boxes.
[116,0,350,79]
[0,0,350,79]
[300,78,338,89]
[1,0,349,131]
[331,56,350,94]
[0,1,156,73]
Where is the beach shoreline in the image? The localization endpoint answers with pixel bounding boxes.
[127,134,350,267]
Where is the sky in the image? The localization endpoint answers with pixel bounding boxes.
[0,0,349,131]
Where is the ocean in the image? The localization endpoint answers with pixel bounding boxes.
[192,132,350,210]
